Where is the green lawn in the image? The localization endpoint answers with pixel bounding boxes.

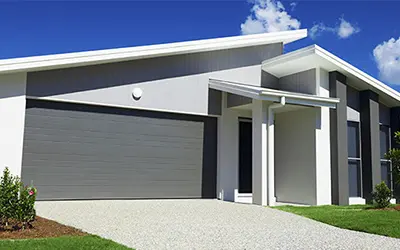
[275,205,400,238]
[0,235,133,250]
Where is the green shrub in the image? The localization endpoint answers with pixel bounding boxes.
[0,167,37,230]
[372,181,392,208]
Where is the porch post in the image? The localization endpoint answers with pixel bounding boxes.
[252,99,268,205]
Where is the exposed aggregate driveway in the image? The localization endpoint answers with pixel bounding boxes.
[36,199,400,250]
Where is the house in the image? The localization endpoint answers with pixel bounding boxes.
[0,29,398,206]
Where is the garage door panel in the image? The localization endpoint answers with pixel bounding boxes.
[23,140,202,159]
[23,129,203,146]
[22,153,200,166]
[22,100,217,200]
[25,117,205,139]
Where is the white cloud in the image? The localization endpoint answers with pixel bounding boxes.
[290,2,297,11]
[310,17,360,40]
[337,18,360,38]
[240,0,301,35]
[373,37,400,85]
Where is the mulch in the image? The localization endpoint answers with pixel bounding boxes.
[0,216,87,239]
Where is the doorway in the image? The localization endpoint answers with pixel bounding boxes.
[239,119,252,193]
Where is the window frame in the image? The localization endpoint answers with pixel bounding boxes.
[347,121,363,197]
[380,124,392,191]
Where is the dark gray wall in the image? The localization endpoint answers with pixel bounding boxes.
[278,69,317,95]
[360,90,381,202]
[391,107,400,199]
[22,100,217,200]
[227,93,252,108]
[26,43,283,116]
[347,85,360,122]
[329,71,349,205]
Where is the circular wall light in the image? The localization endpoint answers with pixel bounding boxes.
[132,87,143,100]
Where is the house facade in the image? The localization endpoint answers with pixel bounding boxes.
[0,29,398,205]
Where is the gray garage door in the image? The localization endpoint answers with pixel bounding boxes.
[22,100,217,200]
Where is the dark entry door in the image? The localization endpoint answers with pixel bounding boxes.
[239,120,252,193]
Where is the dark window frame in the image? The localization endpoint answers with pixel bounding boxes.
[380,124,392,190]
[347,121,363,197]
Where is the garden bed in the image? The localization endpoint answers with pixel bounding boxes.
[0,216,86,239]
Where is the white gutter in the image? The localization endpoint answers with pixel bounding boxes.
[267,96,286,206]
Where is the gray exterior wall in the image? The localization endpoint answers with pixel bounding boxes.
[329,71,349,205]
[380,103,390,125]
[360,90,381,202]
[227,93,252,108]
[261,71,279,89]
[278,69,317,95]
[26,43,283,116]
[347,85,360,122]
[22,100,217,200]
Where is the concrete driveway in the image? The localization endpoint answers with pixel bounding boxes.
[36,199,399,250]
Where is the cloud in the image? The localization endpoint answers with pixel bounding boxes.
[337,18,360,38]
[373,37,400,85]
[290,2,297,11]
[310,17,360,40]
[240,0,301,35]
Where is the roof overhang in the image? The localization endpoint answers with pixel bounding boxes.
[0,29,307,75]
[209,78,339,109]
[262,45,400,107]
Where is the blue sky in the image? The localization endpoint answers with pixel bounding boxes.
[1,1,400,89]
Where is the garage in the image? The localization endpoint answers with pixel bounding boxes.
[21,100,217,200]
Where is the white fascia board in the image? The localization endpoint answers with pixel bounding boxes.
[262,45,400,106]
[209,78,339,108]
[0,29,307,75]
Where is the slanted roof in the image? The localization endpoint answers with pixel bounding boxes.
[209,78,339,108]
[262,45,400,107]
[0,29,307,75]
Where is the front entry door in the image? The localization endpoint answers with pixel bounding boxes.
[239,120,252,193]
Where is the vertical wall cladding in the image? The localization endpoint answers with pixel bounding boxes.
[278,69,317,95]
[347,85,360,122]
[26,43,283,116]
[360,90,381,202]
[329,71,349,205]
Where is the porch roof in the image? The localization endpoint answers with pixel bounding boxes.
[209,78,339,108]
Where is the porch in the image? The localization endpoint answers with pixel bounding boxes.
[210,79,339,206]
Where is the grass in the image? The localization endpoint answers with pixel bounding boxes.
[275,204,400,238]
[0,235,133,250]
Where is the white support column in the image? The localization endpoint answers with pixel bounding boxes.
[0,73,27,177]
[217,92,239,201]
[267,110,275,206]
[252,99,268,206]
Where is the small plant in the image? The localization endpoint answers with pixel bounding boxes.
[0,167,37,230]
[372,181,391,209]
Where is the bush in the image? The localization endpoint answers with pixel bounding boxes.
[0,167,37,230]
[372,181,392,208]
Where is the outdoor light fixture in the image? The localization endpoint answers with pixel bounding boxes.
[132,87,143,100]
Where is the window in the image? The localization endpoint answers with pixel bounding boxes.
[348,121,362,197]
[380,125,392,189]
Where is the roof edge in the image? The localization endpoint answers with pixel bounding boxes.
[0,29,307,74]
[262,44,400,106]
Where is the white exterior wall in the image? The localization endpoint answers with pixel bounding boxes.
[315,68,332,205]
[0,73,27,176]
[275,108,317,205]
[217,93,239,201]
